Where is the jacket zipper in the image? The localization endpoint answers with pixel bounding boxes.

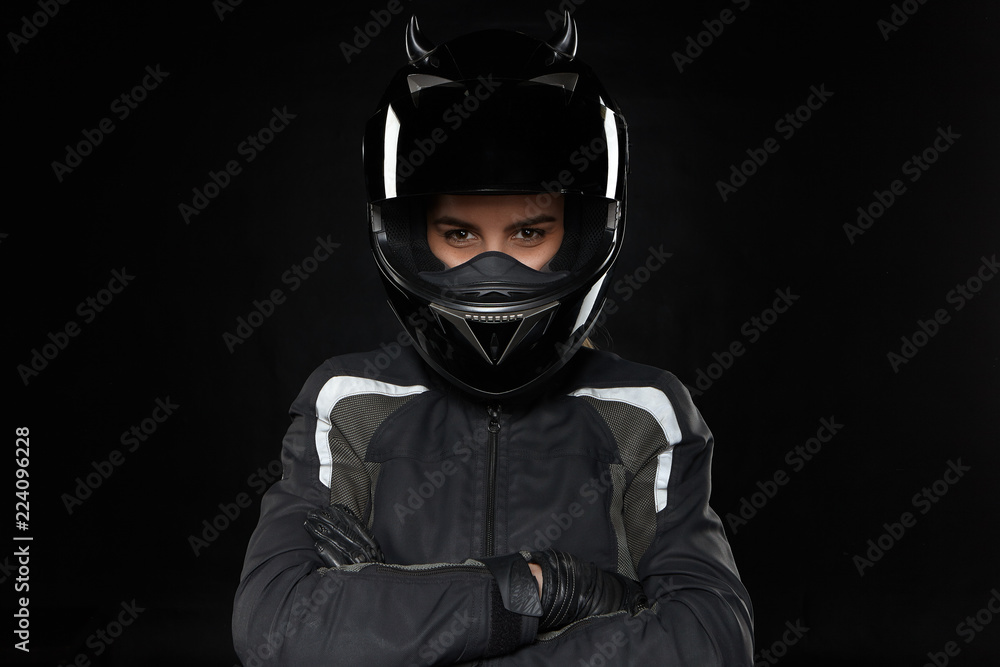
[485,403,501,557]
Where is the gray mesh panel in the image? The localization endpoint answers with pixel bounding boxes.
[326,393,420,524]
[623,456,659,574]
[579,396,669,576]
[607,464,633,578]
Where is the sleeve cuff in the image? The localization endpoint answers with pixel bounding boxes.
[477,552,541,655]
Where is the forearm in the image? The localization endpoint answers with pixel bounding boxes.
[234,475,538,665]
[234,552,537,666]
[477,587,751,666]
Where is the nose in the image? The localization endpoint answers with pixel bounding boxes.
[481,233,507,255]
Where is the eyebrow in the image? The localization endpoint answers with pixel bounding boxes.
[430,214,558,229]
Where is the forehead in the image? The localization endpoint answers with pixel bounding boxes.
[427,194,564,224]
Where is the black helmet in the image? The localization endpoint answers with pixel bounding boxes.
[364,13,628,399]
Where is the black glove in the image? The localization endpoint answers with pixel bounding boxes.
[303,504,385,568]
[529,549,647,631]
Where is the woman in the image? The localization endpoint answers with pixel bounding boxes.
[233,14,753,666]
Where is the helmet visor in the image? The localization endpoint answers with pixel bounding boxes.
[372,193,618,309]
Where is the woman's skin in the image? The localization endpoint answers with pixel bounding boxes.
[426,192,555,593]
[426,193,565,270]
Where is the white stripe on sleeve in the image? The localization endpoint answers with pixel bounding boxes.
[569,385,682,512]
[314,376,428,488]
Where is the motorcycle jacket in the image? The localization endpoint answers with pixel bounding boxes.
[233,344,754,665]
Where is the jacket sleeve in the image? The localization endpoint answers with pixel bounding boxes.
[478,372,754,666]
[232,362,538,667]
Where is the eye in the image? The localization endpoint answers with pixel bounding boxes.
[443,229,476,244]
[513,228,545,242]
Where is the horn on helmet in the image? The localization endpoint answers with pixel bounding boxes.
[406,15,436,63]
[546,10,578,58]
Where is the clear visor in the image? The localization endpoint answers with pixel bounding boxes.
[372,194,618,307]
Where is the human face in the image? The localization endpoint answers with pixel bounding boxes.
[426,194,565,270]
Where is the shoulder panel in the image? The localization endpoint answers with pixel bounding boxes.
[569,385,682,511]
[568,384,682,578]
[314,376,429,517]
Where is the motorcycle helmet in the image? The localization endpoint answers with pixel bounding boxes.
[364,13,628,399]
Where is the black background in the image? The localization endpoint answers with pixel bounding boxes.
[3,0,999,665]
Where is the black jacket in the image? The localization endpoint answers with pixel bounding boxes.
[233,345,753,665]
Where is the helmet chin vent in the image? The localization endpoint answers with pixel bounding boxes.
[451,288,534,300]
[467,313,525,323]
[431,302,559,366]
